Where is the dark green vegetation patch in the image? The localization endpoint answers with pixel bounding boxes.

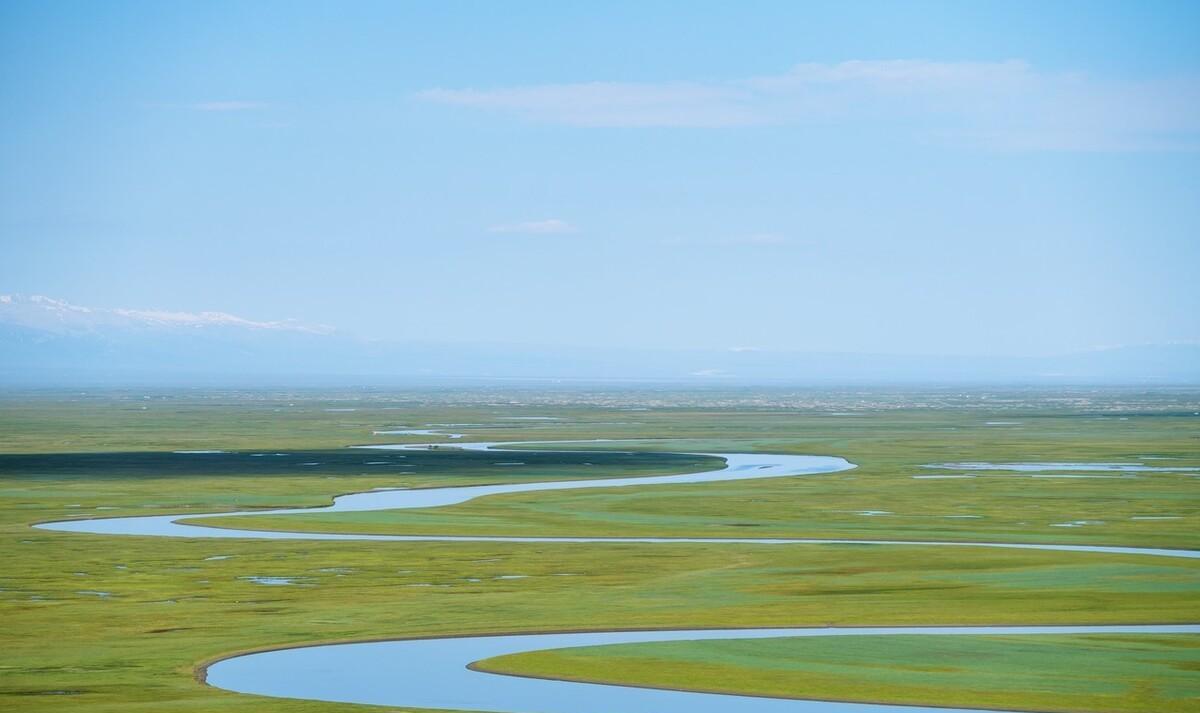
[3,387,1198,713]
[0,448,717,483]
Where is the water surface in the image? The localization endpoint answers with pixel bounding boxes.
[36,443,1199,559]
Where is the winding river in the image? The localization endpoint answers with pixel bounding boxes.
[204,625,1200,713]
[35,437,1200,712]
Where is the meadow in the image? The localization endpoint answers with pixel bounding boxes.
[2,387,1198,712]
[478,634,1200,713]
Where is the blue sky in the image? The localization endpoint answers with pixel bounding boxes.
[2,1,1197,356]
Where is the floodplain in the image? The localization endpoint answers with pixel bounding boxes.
[2,387,1198,712]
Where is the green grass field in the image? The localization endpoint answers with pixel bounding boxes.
[478,634,1200,713]
[189,406,1200,550]
[2,387,1198,712]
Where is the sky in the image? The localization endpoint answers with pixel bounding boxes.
[1,1,1198,358]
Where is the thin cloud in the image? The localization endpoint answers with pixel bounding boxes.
[191,101,269,112]
[488,219,578,235]
[419,60,1200,151]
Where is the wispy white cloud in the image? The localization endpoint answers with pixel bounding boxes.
[488,218,578,235]
[420,60,1200,151]
[191,100,268,112]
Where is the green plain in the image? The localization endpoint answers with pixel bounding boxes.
[478,634,1200,713]
[2,387,1198,712]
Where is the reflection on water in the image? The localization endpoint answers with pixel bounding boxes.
[206,624,1200,713]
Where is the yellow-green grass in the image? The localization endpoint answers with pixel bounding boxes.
[209,467,1200,549]
[477,634,1200,713]
[188,409,1200,550]
[5,388,1197,458]
[3,389,1199,712]
[6,533,1200,713]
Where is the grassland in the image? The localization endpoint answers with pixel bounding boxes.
[478,634,1200,713]
[190,405,1200,550]
[2,387,1198,712]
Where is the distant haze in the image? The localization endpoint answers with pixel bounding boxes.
[1,3,1197,363]
[2,294,1196,385]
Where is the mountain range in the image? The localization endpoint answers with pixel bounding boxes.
[2,294,1197,385]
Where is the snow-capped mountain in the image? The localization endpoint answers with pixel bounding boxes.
[1,293,1197,385]
[0,294,359,383]
[0,294,332,335]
